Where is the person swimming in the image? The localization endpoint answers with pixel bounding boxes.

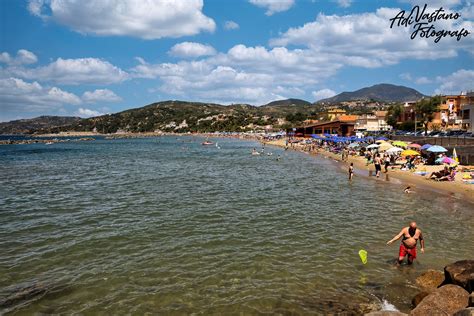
[348,163,354,180]
[404,186,412,193]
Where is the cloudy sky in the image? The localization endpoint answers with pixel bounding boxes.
[0,0,472,121]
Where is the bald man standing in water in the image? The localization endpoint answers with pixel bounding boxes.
[387,221,425,265]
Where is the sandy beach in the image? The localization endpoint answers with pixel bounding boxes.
[264,138,474,203]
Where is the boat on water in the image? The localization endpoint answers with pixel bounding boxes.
[202,141,214,146]
[45,141,54,145]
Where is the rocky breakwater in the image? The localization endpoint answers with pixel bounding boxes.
[0,137,95,145]
[410,260,474,316]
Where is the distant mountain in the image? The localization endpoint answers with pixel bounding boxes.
[0,116,81,134]
[317,84,426,103]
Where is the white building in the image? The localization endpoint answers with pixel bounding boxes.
[355,111,391,132]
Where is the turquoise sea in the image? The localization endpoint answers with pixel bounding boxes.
[1,136,473,314]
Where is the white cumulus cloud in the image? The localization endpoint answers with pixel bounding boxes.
[248,0,295,15]
[0,49,38,65]
[28,0,216,39]
[82,89,122,103]
[169,42,216,58]
[75,107,104,118]
[0,77,81,113]
[435,69,474,94]
[4,57,128,85]
[336,0,352,8]
[312,89,337,101]
[270,8,473,67]
[224,20,239,30]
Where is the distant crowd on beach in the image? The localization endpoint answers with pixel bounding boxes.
[263,135,474,185]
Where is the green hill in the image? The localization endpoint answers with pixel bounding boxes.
[35,99,320,134]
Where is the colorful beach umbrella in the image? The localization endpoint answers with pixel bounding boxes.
[367,144,380,149]
[348,142,360,148]
[392,141,408,148]
[408,143,421,149]
[427,145,448,153]
[420,144,432,150]
[378,142,394,151]
[386,147,403,153]
[435,157,457,165]
[401,149,421,157]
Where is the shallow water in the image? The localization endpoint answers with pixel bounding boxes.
[1,136,473,314]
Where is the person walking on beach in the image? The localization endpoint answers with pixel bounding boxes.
[387,221,424,265]
[384,154,390,173]
[348,163,354,180]
[374,153,382,177]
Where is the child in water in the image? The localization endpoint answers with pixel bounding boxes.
[349,163,354,180]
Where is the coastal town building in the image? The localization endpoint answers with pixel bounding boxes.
[291,115,357,137]
[355,111,390,132]
[397,93,474,131]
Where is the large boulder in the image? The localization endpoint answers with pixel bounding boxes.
[453,307,474,316]
[444,260,474,293]
[410,284,469,316]
[416,269,444,292]
[411,292,429,307]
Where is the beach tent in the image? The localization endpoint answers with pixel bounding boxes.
[427,145,448,153]
[392,141,408,148]
[386,147,403,154]
[420,144,432,150]
[378,142,394,152]
[367,144,380,149]
[401,149,421,157]
[408,143,421,149]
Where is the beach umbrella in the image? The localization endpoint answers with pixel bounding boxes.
[367,144,380,149]
[401,149,420,157]
[427,145,448,153]
[453,148,459,163]
[378,142,394,151]
[408,143,421,149]
[386,147,403,154]
[376,136,388,141]
[392,141,408,148]
[420,144,432,150]
[436,157,457,165]
[348,143,360,148]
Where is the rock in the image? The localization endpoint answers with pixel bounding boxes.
[0,282,49,308]
[410,284,469,316]
[444,260,474,293]
[470,293,474,307]
[411,292,429,307]
[454,307,474,316]
[415,269,444,292]
[365,311,408,316]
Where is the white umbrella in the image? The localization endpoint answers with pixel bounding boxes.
[386,147,403,153]
[367,144,380,149]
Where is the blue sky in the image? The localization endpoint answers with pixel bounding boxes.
[0,0,472,121]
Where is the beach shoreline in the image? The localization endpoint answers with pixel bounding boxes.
[263,138,474,204]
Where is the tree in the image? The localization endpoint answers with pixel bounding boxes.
[385,103,403,129]
[415,96,441,135]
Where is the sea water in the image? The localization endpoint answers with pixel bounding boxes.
[1,136,473,314]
